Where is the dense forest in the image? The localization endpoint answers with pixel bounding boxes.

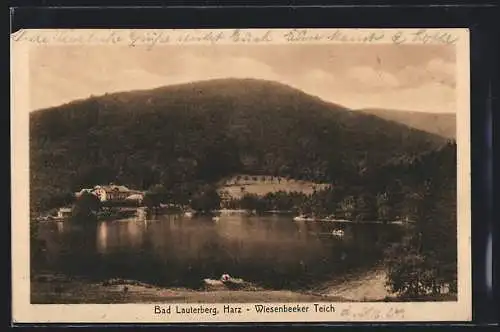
[30,78,447,214]
[29,78,458,298]
[218,142,456,222]
[359,108,456,139]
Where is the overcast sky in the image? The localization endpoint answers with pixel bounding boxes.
[29,43,456,113]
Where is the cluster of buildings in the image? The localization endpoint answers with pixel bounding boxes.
[75,184,145,204]
[44,184,146,221]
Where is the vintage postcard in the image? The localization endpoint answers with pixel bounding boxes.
[11,28,471,323]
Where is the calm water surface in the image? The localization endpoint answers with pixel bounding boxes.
[33,214,403,290]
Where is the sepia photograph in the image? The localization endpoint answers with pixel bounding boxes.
[11,28,471,323]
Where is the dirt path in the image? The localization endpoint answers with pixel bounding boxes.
[315,266,394,302]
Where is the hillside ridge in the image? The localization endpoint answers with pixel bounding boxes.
[29,78,448,212]
[358,108,456,139]
[31,78,346,114]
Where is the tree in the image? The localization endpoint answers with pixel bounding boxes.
[71,192,101,224]
[38,190,75,212]
[376,192,391,221]
[384,234,432,297]
[354,193,377,221]
[191,185,221,214]
[74,165,115,190]
[384,171,457,298]
[239,193,260,211]
[339,195,356,220]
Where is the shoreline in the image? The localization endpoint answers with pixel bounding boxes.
[315,265,393,301]
[31,266,457,304]
[30,267,394,304]
[31,274,344,304]
[33,210,412,226]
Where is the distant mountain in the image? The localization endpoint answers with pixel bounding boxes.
[358,108,456,139]
[29,78,448,212]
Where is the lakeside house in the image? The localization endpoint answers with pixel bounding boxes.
[75,184,145,203]
[56,207,72,219]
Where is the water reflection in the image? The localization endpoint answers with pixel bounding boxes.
[56,221,64,234]
[97,222,108,253]
[34,214,403,290]
[96,219,145,253]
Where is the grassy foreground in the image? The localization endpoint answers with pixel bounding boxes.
[31,267,392,304]
[31,274,345,304]
[31,267,456,304]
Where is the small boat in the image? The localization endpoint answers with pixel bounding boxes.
[293,215,315,222]
[320,215,337,222]
[331,229,345,237]
[212,216,220,222]
[184,211,194,218]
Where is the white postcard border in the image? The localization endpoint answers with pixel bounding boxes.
[11,28,472,323]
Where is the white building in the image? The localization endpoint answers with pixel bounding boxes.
[75,184,144,203]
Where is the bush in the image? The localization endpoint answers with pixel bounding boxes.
[384,179,457,298]
[143,184,168,209]
[191,185,221,214]
[385,235,434,297]
[71,192,101,223]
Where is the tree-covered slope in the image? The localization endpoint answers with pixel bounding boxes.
[29,78,448,212]
[358,108,456,139]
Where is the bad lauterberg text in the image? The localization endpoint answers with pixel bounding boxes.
[154,303,335,317]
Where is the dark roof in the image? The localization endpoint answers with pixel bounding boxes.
[97,185,131,192]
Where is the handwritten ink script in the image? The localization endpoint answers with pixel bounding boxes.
[339,305,406,320]
[11,29,460,48]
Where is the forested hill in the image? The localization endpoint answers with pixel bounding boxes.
[30,78,448,212]
[358,108,456,139]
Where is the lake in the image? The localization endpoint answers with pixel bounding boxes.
[32,214,404,291]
